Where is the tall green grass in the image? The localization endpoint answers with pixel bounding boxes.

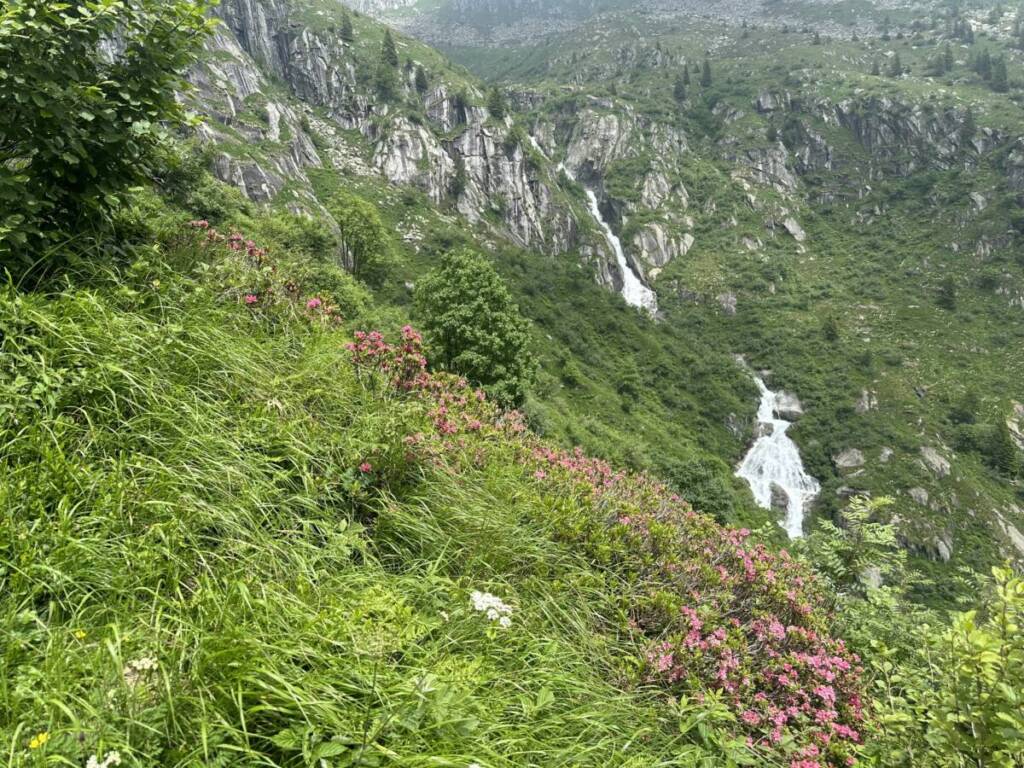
[0,256,750,766]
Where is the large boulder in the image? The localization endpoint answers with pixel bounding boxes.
[834,448,865,469]
[920,447,951,478]
[773,392,804,421]
[770,483,790,513]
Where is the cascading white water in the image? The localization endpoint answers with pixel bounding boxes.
[558,164,657,313]
[735,376,820,539]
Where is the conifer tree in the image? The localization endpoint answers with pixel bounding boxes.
[960,106,977,145]
[888,52,902,77]
[872,58,881,76]
[700,57,712,87]
[943,42,954,72]
[381,29,399,68]
[989,419,1018,475]
[673,73,687,103]
[682,62,691,85]
[992,55,1009,91]
[937,274,957,310]
[414,64,429,94]
[975,48,992,80]
[487,87,507,119]
[340,10,354,42]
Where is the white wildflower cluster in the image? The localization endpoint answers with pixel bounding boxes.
[86,751,121,768]
[470,590,513,628]
[123,656,158,686]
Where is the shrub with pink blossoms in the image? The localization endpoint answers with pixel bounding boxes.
[338,323,867,768]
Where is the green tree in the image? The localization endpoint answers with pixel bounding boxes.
[989,418,1018,475]
[414,64,429,94]
[673,73,687,103]
[700,57,712,87]
[340,10,354,42]
[823,314,841,342]
[943,42,954,71]
[960,106,977,146]
[413,248,535,406]
[374,60,398,99]
[450,154,468,198]
[328,191,396,286]
[992,54,1009,92]
[381,29,399,68]
[0,0,214,264]
[615,359,642,411]
[486,87,507,120]
[888,52,903,77]
[871,58,881,76]
[937,274,957,310]
[682,62,691,85]
[975,48,992,79]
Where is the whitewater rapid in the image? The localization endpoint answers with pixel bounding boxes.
[735,375,820,539]
[559,164,657,313]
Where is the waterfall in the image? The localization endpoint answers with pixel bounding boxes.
[559,165,657,313]
[735,375,820,539]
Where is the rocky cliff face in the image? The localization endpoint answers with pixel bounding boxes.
[191,0,593,263]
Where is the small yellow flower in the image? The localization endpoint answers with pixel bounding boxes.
[74,629,86,640]
[28,731,49,750]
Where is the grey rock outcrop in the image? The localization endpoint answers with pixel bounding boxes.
[773,392,804,421]
[920,446,951,478]
[834,448,865,469]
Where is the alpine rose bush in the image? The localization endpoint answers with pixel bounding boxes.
[341,325,865,767]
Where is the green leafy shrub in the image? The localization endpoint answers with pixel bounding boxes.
[0,0,214,265]
[414,248,535,406]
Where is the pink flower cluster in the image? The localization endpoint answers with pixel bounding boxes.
[346,326,429,391]
[185,221,340,322]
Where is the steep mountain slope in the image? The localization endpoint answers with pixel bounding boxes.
[184,0,774,530]
[184,0,1024,593]
[330,0,1024,592]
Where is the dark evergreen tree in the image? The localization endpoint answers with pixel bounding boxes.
[888,52,902,77]
[414,64,429,94]
[682,62,691,85]
[943,42,954,72]
[486,86,507,119]
[975,48,992,80]
[960,106,977,145]
[823,315,841,343]
[988,419,1019,475]
[340,10,354,42]
[992,55,1009,91]
[937,274,957,310]
[950,389,980,425]
[381,29,399,68]
[700,57,712,87]
[871,58,881,76]
[673,73,687,103]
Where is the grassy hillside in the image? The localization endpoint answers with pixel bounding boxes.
[1,199,872,766]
